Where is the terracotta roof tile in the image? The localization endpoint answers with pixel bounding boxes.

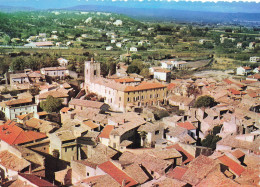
[5,98,32,106]
[167,166,188,180]
[115,78,140,83]
[83,120,99,129]
[231,149,245,159]
[167,83,176,90]
[42,66,67,71]
[0,150,30,171]
[98,161,138,187]
[60,107,72,113]
[166,144,194,164]
[0,120,47,145]
[177,122,196,130]
[69,99,105,109]
[218,155,245,176]
[125,82,166,92]
[19,173,56,186]
[99,125,114,139]
[39,89,68,99]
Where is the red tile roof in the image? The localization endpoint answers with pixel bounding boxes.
[60,107,72,113]
[166,143,194,164]
[218,155,245,176]
[98,161,138,187]
[243,66,251,70]
[5,98,32,106]
[98,125,114,139]
[125,82,166,92]
[115,78,140,83]
[167,83,176,90]
[177,122,196,130]
[248,73,260,79]
[69,99,104,109]
[231,149,245,159]
[167,166,188,180]
[19,173,56,187]
[223,79,233,84]
[42,67,67,71]
[0,120,47,145]
[228,89,245,95]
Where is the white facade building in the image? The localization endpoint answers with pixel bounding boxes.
[0,98,37,120]
[249,56,260,63]
[236,66,251,75]
[129,47,137,52]
[40,67,69,78]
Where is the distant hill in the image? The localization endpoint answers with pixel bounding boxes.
[0,4,259,25]
[63,5,260,24]
[0,5,36,12]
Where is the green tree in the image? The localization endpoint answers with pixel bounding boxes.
[194,95,216,108]
[127,65,140,74]
[201,134,222,150]
[40,95,63,113]
[140,68,150,78]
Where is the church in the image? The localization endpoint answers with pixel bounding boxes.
[84,58,167,112]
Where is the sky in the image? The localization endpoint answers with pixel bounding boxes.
[0,0,260,13]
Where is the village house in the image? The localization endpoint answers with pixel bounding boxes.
[137,122,164,147]
[36,88,69,105]
[69,99,109,113]
[49,130,78,162]
[0,120,49,153]
[161,59,187,70]
[9,173,56,187]
[9,73,30,86]
[153,68,171,82]
[0,149,31,182]
[236,66,251,76]
[107,112,146,150]
[58,58,69,67]
[116,42,122,48]
[119,151,172,179]
[106,46,113,51]
[249,56,260,63]
[237,42,242,48]
[168,95,194,111]
[113,20,123,26]
[129,47,137,52]
[249,42,256,49]
[40,67,69,79]
[0,98,37,120]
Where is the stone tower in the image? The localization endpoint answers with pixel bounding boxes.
[84,57,101,87]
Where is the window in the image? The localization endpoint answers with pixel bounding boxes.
[127,97,130,102]
[65,147,67,152]
[150,94,152,98]
[155,130,160,135]
[94,70,97,75]
[87,172,89,176]
[119,97,121,101]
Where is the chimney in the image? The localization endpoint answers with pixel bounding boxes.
[122,179,126,187]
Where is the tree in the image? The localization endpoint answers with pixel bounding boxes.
[194,95,216,108]
[140,68,150,78]
[127,65,140,74]
[40,95,63,113]
[201,134,222,150]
